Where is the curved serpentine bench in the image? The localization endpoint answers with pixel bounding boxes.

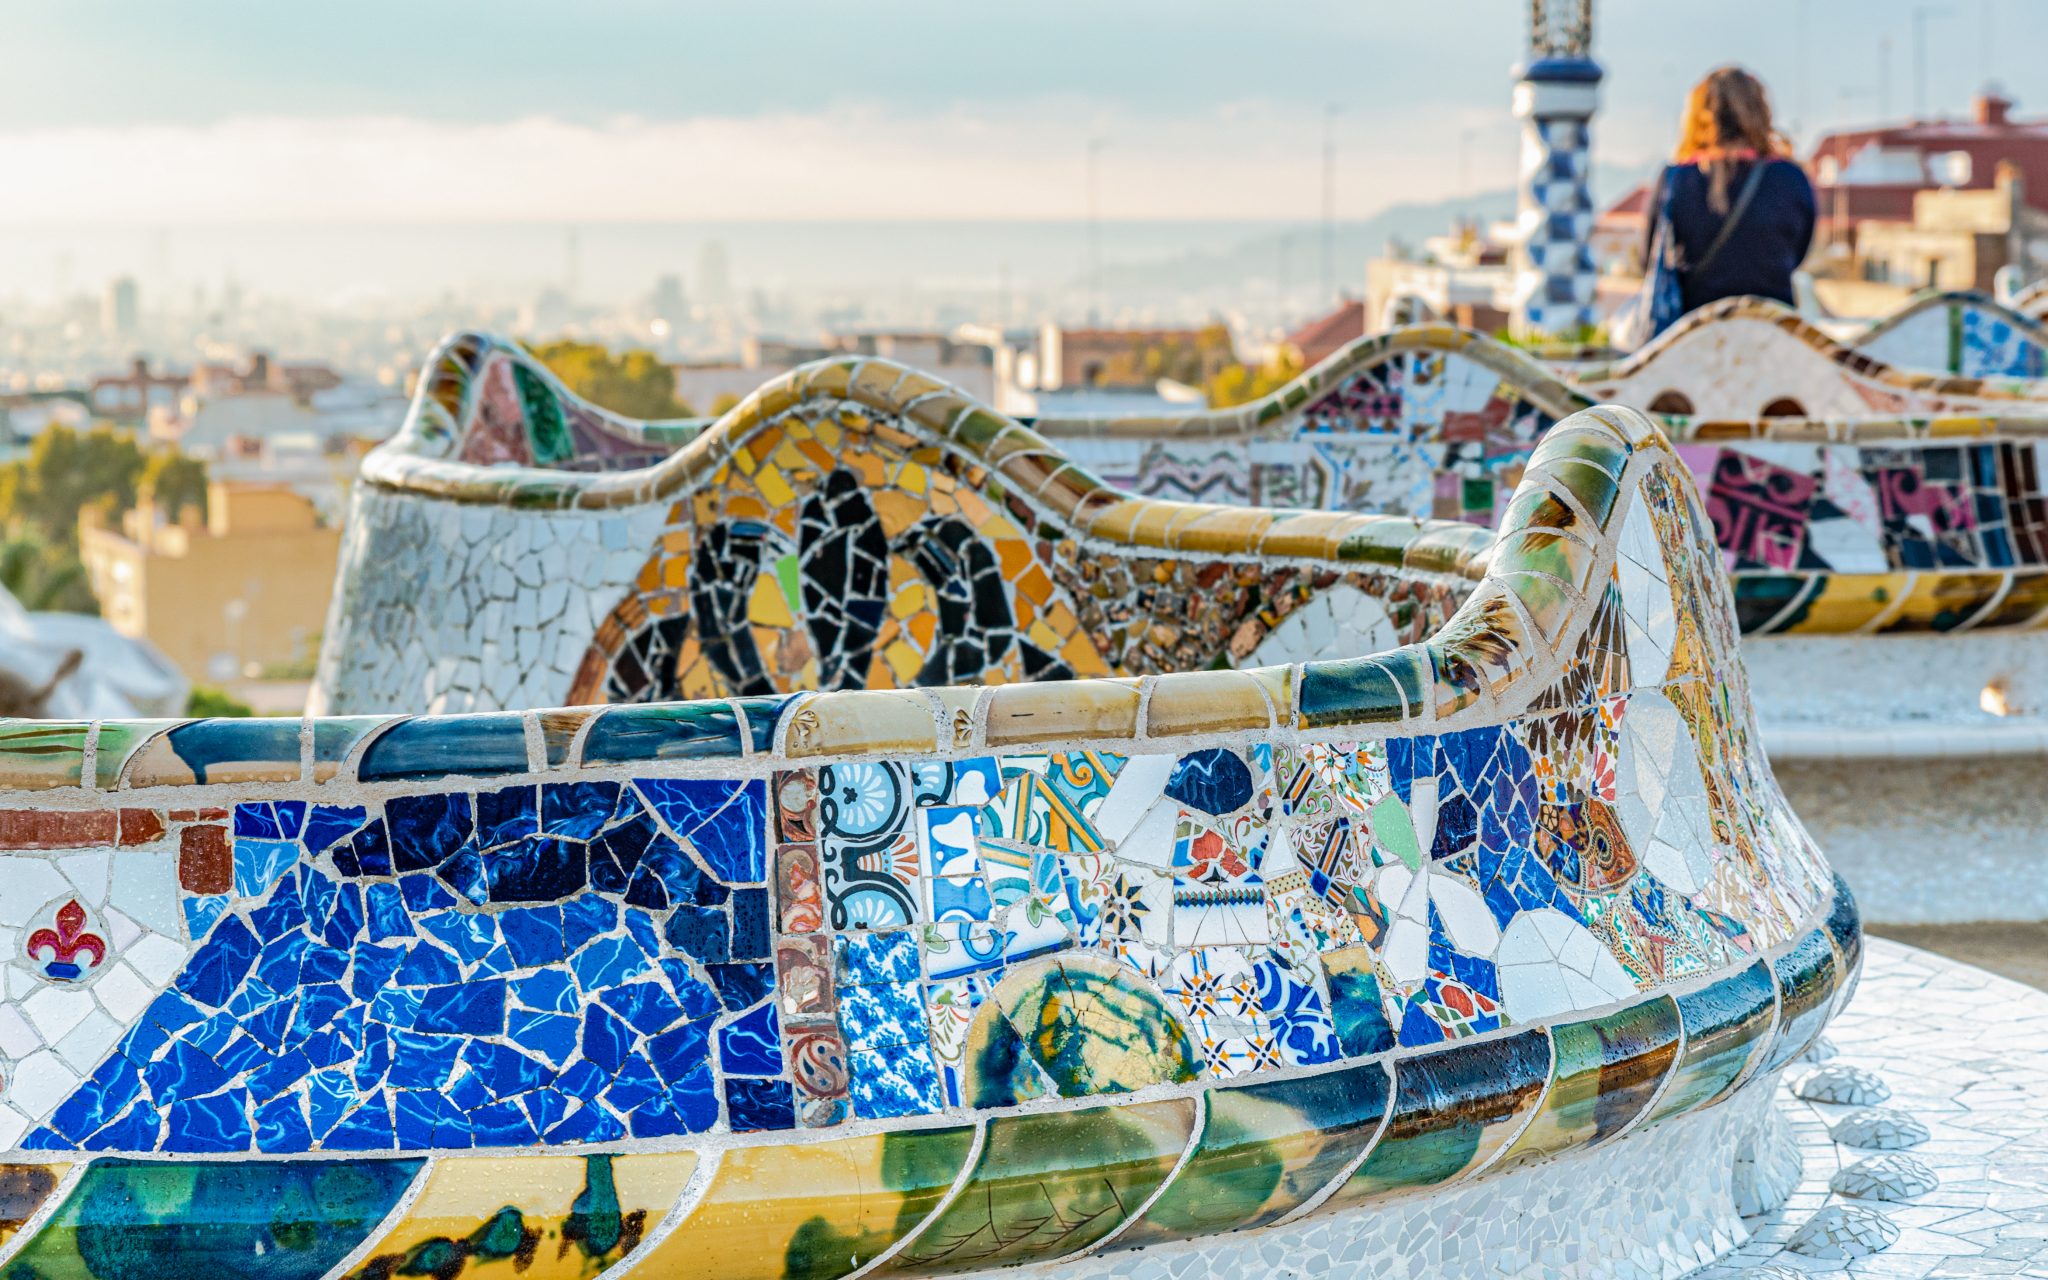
[320,334,2044,926]
[2012,278,2048,323]
[1568,296,2048,419]
[1839,290,2048,379]
[317,333,1507,717]
[0,396,1853,1278]
[1031,327,2048,924]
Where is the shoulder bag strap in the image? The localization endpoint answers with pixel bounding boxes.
[1688,160,1772,277]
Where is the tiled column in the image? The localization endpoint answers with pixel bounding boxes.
[1510,56,1603,340]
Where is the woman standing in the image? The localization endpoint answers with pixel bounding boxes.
[1641,67,1817,325]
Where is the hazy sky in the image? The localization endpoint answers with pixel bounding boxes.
[2,0,2039,225]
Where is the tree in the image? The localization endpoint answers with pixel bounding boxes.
[0,425,147,546]
[0,424,211,616]
[528,341,694,419]
[186,684,255,717]
[0,529,97,614]
[1205,348,1306,409]
[141,452,210,524]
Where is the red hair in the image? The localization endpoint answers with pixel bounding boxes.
[1675,66,1794,211]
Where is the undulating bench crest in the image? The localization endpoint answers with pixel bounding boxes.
[2015,278,2048,322]
[317,333,1506,716]
[0,337,1859,1276]
[1845,290,2048,379]
[336,331,2047,729]
[1570,296,2048,418]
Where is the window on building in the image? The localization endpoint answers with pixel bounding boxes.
[1927,150,1973,187]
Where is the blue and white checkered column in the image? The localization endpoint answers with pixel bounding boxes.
[1510,57,1602,339]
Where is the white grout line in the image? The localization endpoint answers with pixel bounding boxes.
[315,1153,437,1280]
[1055,1092,1208,1262]
[595,1148,721,1280]
[845,1118,988,1279]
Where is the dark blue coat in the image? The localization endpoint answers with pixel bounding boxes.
[1648,158,1817,313]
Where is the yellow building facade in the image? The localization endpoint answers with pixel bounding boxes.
[80,482,343,683]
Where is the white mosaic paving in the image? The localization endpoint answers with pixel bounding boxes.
[1793,1066,1891,1107]
[1699,938,2048,1278]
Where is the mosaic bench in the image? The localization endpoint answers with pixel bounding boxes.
[1022,325,2048,923]
[2009,277,2048,323]
[318,334,2044,924]
[1568,296,2048,420]
[1389,289,2048,383]
[1835,290,2048,380]
[4,390,1858,1276]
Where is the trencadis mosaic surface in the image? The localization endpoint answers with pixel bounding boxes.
[0,402,1855,1279]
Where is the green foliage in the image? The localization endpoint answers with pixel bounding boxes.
[1497,322,1611,351]
[0,529,98,613]
[0,424,211,617]
[709,392,742,416]
[185,684,255,718]
[141,452,210,524]
[527,341,694,420]
[1205,348,1306,409]
[0,425,148,547]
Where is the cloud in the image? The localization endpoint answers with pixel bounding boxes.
[0,99,1550,224]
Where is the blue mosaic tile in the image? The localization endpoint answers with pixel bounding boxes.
[724,1076,795,1132]
[182,894,230,938]
[580,703,748,765]
[1254,957,1342,1067]
[163,717,302,784]
[705,961,772,1012]
[542,780,621,839]
[357,712,530,782]
[1164,748,1255,816]
[387,793,475,871]
[846,1044,944,1120]
[717,1002,782,1076]
[837,980,925,1050]
[234,801,307,841]
[232,838,300,899]
[31,773,776,1153]
[835,929,922,986]
[634,778,769,882]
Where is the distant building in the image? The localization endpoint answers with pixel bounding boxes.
[0,394,90,450]
[1595,89,2048,309]
[89,358,187,424]
[158,352,387,467]
[1809,90,2048,239]
[1282,299,1367,368]
[673,330,997,415]
[651,275,688,329]
[79,482,344,684]
[953,324,1236,414]
[1816,162,2047,308]
[1035,325,1236,391]
[1363,222,1520,334]
[101,277,138,339]
[187,351,343,403]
